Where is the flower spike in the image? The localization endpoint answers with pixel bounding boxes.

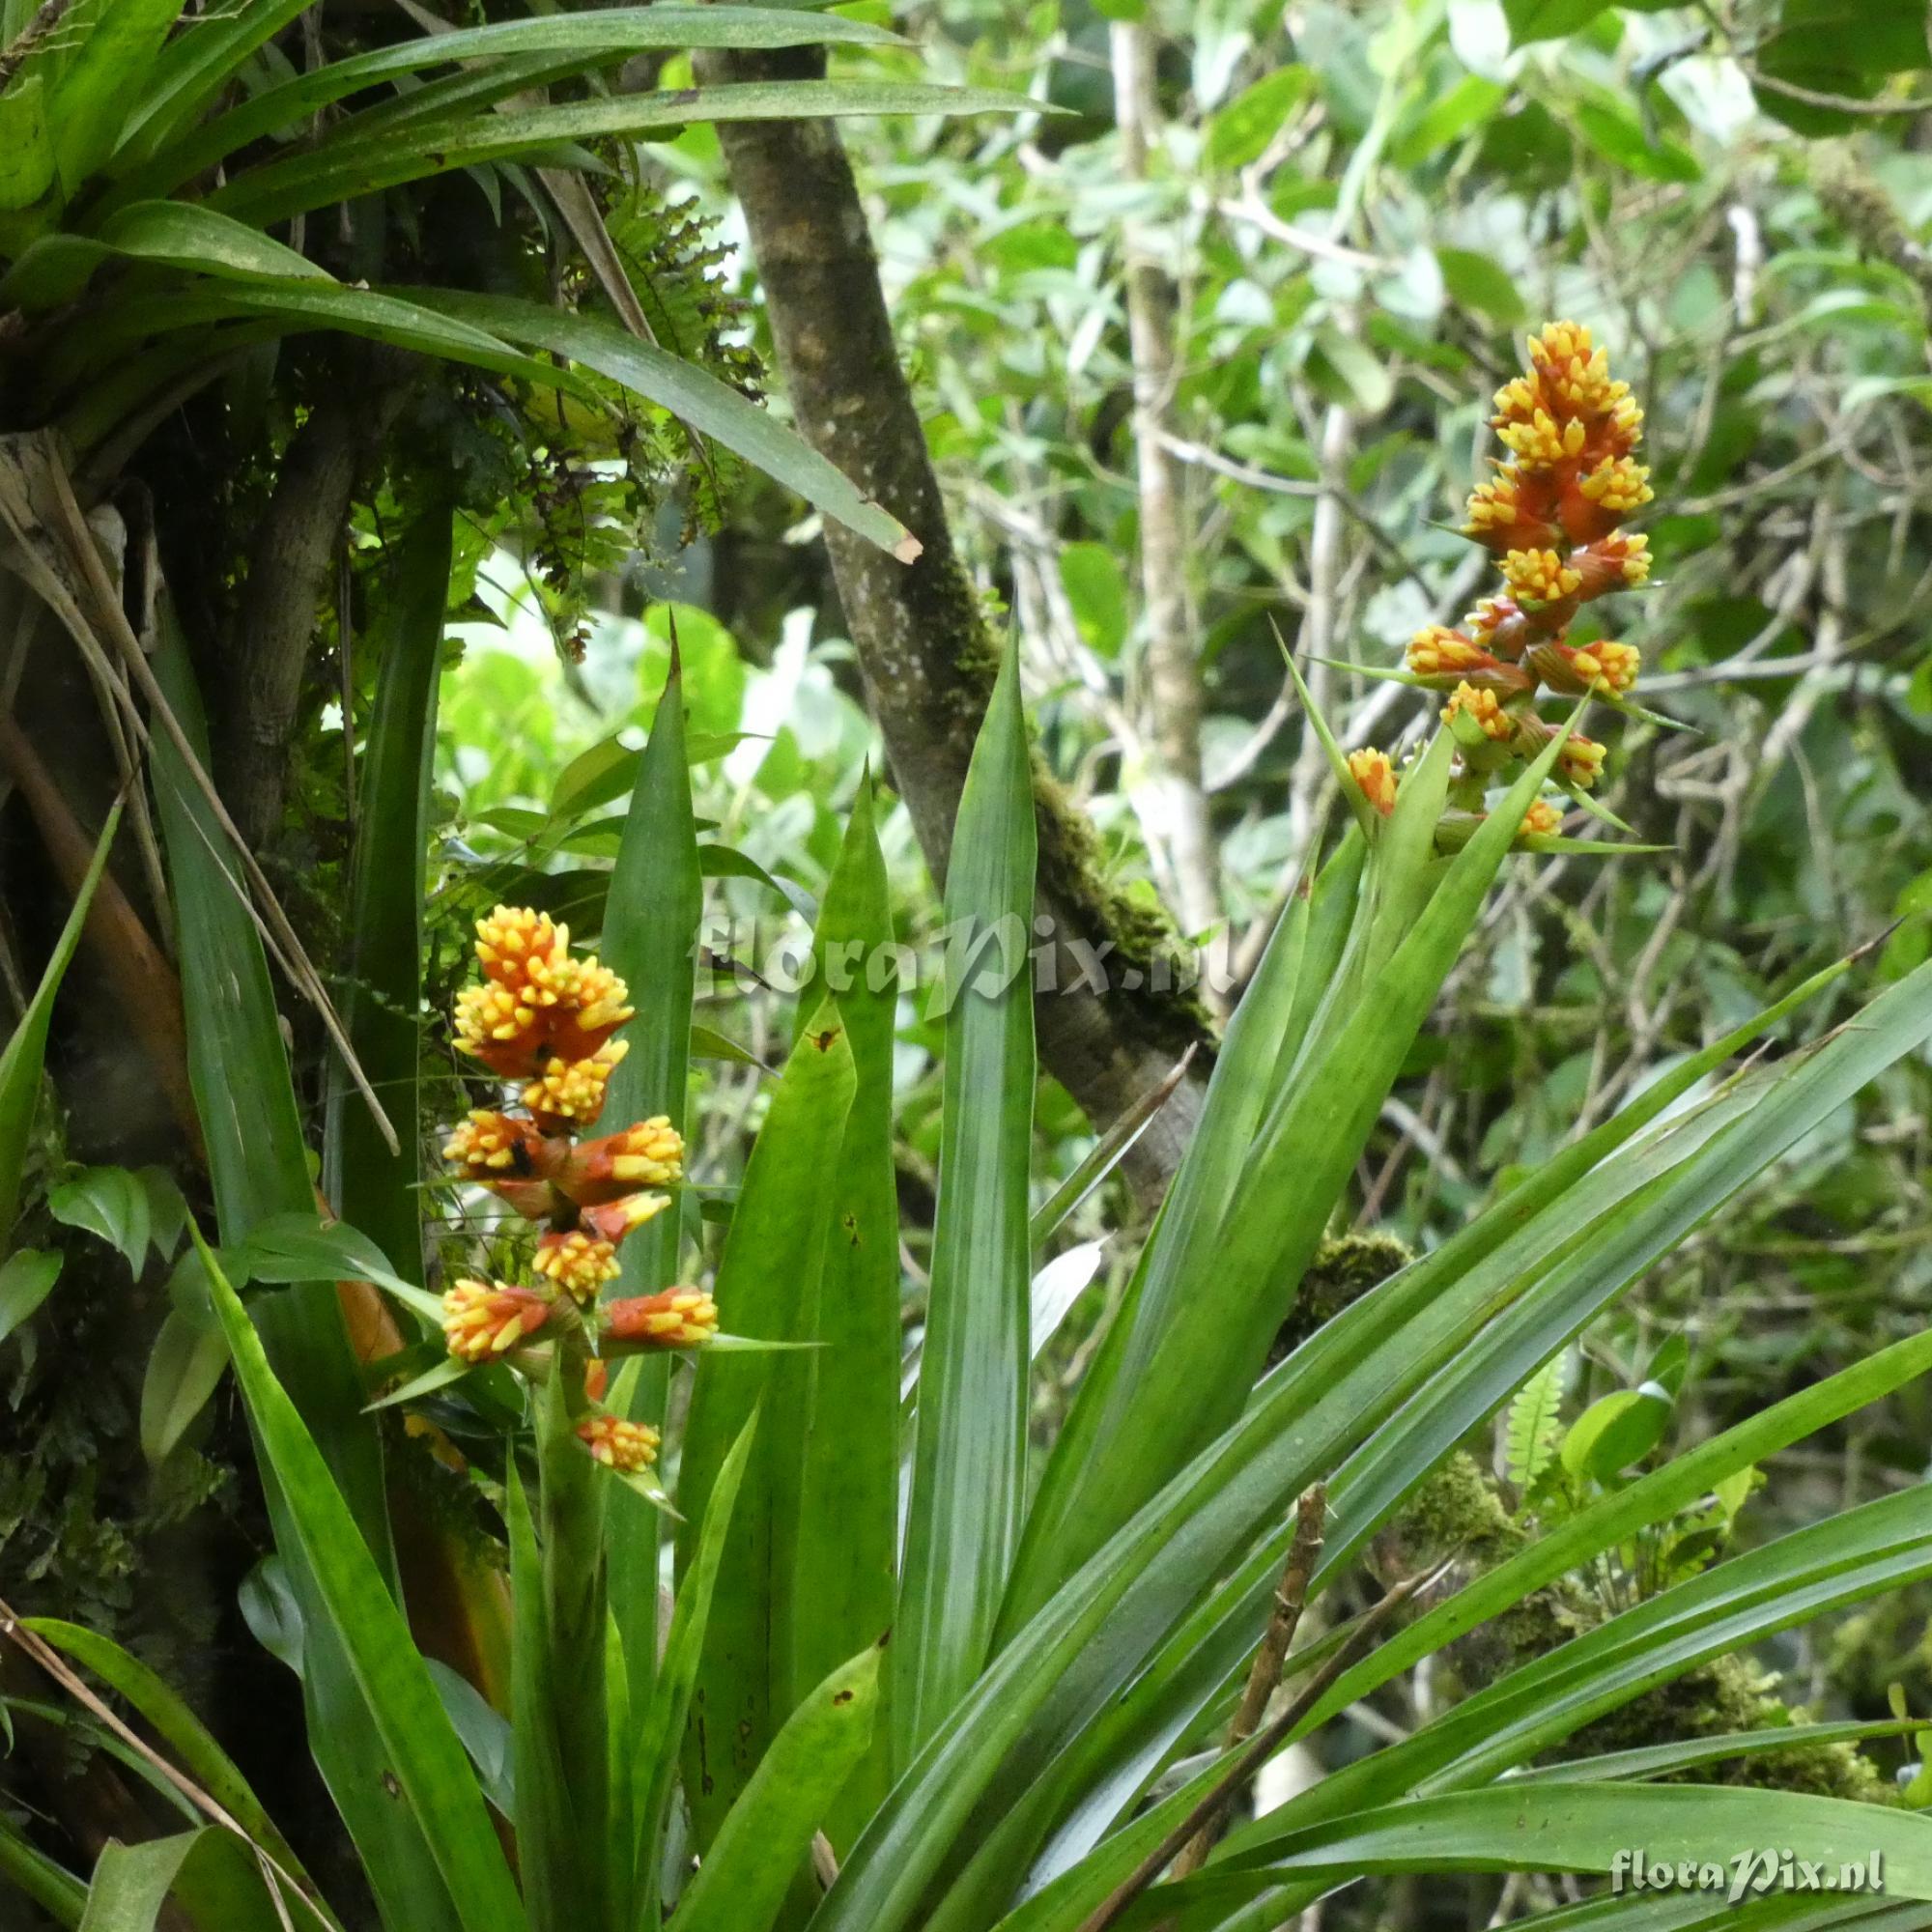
[442,1280,552,1362]
[436,912,703,1460]
[1347,748,1399,818]
[604,1289,719,1350]
[1393,321,1665,847]
[578,1412,661,1471]
[533,1231,621,1304]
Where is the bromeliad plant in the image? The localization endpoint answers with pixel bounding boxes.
[0,0,1010,541]
[11,327,1932,1932]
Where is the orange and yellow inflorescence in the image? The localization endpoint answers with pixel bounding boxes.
[577,1413,662,1473]
[607,1289,720,1350]
[436,907,718,1472]
[442,1280,552,1362]
[1360,323,1653,841]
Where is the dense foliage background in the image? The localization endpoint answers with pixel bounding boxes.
[6,0,1932,1925]
[436,0,1932,1557]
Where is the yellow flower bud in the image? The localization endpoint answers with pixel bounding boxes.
[577,1412,661,1472]
[1347,748,1399,817]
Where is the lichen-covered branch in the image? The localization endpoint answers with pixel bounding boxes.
[1110,21,1220,955]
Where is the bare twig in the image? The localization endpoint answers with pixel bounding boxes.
[0,0,75,91]
[1170,1485,1328,1880]
[1214,406,1350,803]
[1742,65,1932,118]
[0,1601,333,1930]
[1215,190,1393,270]
[1077,1553,1454,1932]
[0,432,399,1153]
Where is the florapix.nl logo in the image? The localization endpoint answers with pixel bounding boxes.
[1610,1847,1885,1906]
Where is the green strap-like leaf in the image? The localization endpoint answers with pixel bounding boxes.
[113,5,902,198]
[1022,723,1570,1613]
[224,1212,429,1311]
[1007,831,1357,1628]
[1201,1490,1932,1932]
[534,1364,612,1931]
[989,965,1932,1930]
[47,0,186,191]
[1179,1785,1932,1918]
[599,643,703,1716]
[667,1637,887,1932]
[0,75,58,234]
[1524,1717,1923,1784]
[361,1355,473,1413]
[57,283,598,408]
[22,1619,319,1901]
[818,960,1932,1932]
[0,798,120,1246]
[792,774,902,1840]
[0,200,331,313]
[895,639,1037,1768]
[149,611,479,1926]
[675,1008,857,1853]
[989,1317,1932,1932]
[632,1414,758,1932]
[409,291,921,560]
[322,497,452,1290]
[0,1808,87,1926]
[200,1231,525,1932]
[206,80,1035,233]
[77,1827,298,1932]
[508,1461,594,1932]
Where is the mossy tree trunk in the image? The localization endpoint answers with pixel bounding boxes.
[694,43,1214,1196]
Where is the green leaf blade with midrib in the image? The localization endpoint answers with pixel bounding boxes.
[791,774,902,1842]
[894,639,1037,1769]
[201,1233,525,1932]
[674,1008,857,1857]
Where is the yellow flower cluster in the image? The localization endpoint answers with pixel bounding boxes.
[1347,748,1399,818]
[442,1109,546,1179]
[1444,683,1514,743]
[1501,549,1585,609]
[607,1288,720,1349]
[533,1231,621,1303]
[1406,627,1495,679]
[437,909,717,1464]
[453,906,634,1079]
[523,1039,629,1131]
[441,1280,551,1362]
[577,1413,661,1473]
[1351,324,1657,836]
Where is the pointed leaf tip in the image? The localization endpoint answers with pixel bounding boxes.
[893,532,923,564]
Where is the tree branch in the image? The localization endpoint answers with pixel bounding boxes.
[695,42,1213,1196]
[1110,21,1220,957]
[225,375,402,849]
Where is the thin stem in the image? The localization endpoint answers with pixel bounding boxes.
[1077,1554,1455,1932]
[1169,1484,1328,1880]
